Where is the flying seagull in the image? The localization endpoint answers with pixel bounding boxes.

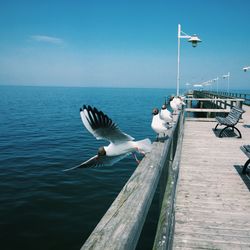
[63,105,152,171]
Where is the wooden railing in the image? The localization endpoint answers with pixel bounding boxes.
[200,90,250,106]
[184,91,245,119]
[81,111,185,250]
[216,91,250,105]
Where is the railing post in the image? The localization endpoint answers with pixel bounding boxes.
[224,99,227,109]
[237,100,243,109]
[230,100,234,108]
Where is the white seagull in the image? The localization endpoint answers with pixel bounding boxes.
[64,105,152,171]
[160,99,173,124]
[170,96,185,114]
[151,108,169,138]
[179,95,186,104]
[175,96,186,107]
[170,96,179,114]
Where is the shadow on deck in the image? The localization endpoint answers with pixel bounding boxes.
[234,165,250,191]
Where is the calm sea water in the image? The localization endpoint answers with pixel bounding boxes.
[0,85,176,250]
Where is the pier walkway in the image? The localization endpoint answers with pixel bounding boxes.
[173,105,250,249]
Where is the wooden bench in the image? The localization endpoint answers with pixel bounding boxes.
[240,145,250,174]
[214,106,245,138]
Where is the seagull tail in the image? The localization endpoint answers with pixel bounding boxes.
[134,138,152,154]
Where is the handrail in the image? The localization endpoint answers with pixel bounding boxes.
[185,108,229,113]
[184,91,245,119]
[81,111,185,250]
[203,90,250,105]
[192,91,245,109]
[185,98,244,101]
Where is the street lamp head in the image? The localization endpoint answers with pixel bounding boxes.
[188,34,202,47]
[243,66,250,72]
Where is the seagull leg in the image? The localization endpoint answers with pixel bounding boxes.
[132,153,140,164]
[135,147,146,155]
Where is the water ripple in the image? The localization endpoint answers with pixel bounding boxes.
[0,86,175,250]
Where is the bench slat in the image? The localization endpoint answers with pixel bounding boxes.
[215,107,244,138]
[215,107,244,126]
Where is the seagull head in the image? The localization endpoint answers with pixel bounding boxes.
[98,146,106,156]
[169,96,175,101]
[161,104,167,110]
[152,108,159,115]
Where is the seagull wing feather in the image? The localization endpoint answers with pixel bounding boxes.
[80,105,134,143]
[63,153,131,171]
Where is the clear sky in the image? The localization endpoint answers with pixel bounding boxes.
[0,0,250,90]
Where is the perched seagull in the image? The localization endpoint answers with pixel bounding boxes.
[160,98,173,124]
[63,105,152,171]
[175,96,186,107]
[170,96,185,114]
[151,108,169,138]
[170,96,179,114]
[179,95,186,104]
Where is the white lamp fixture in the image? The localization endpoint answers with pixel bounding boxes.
[193,84,203,88]
[176,24,202,96]
[222,72,230,94]
[243,66,250,72]
[188,35,202,47]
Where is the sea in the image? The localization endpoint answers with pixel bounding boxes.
[0,85,178,250]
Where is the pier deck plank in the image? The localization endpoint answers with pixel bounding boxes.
[173,105,250,249]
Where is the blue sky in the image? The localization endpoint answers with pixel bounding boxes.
[0,0,250,89]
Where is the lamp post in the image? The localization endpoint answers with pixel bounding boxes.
[222,72,230,94]
[208,80,213,91]
[213,77,219,94]
[176,24,201,96]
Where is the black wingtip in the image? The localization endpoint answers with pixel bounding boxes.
[80,105,99,112]
[79,104,117,130]
[80,105,88,112]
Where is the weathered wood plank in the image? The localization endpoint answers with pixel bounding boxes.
[185,108,229,112]
[81,142,166,250]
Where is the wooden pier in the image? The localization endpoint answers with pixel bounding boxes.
[173,104,250,249]
[80,91,250,250]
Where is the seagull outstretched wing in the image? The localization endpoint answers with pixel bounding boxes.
[80,105,134,144]
[63,153,131,171]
